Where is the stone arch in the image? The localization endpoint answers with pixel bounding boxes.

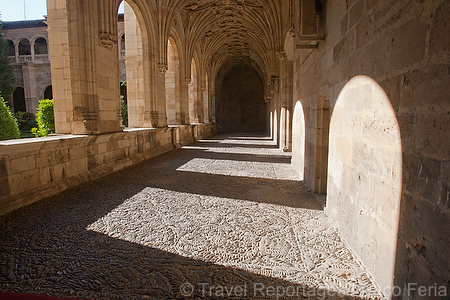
[44,86,53,100]
[292,101,306,180]
[18,39,31,63]
[327,75,402,295]
[314,94,330,194]
[18,39,31,55]
[165,37,181,125]
[7,40,15,57]
[121,0,153,128]
[216,64,266,133]
[13,87,26,113]
[33,37,48,54]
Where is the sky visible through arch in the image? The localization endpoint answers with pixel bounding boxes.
[0,0,124,22]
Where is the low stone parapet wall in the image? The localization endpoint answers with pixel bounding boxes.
[0,123,217,216]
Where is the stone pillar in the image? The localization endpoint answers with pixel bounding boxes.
[278,53,293,152]
[47,0,122,134]
[156,64,168,127]
[21,64,40,114]
[125,3,153,128]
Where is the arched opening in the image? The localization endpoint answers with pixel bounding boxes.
[13,87,26,112]
[314,94,331,194]
[292,101,305,180]
[18,39,31,55]
[216,64,266,132]
[189,58,199,124]
[44,86,53,100]
[34,37,48,54]
[7,40,15,57]
[165,39,181,125]
[121,0,149,128]
[18,39,31,63]
[327,75,402,297]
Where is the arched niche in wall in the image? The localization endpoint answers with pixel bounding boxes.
[216,64,266,133]
[327,75,402,298]
[292,100,306,180]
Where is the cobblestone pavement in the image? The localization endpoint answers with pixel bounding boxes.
[0,134,382,299]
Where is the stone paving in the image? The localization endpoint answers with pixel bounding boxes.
[0,134,382,299]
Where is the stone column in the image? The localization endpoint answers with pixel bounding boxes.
[277,51,294,152]
[47,0,122,134]
[21,64,40,114]
[156,64,168,127]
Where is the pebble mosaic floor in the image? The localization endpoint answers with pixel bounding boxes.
[0,134,382,299]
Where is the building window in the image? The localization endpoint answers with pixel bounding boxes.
[34,37,48,55]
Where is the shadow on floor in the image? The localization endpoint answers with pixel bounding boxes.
[0,134,371,299]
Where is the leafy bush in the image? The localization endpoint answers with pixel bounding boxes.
[31,99,54,137]
[14,111,36,131]
[120,95,128,128]
[0,97,20,140]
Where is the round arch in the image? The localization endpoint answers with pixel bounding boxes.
[33,37,48,55]
[18,39,31,56]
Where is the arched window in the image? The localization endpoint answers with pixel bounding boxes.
[7,40,15,57]
[13,87,26,112]
[18,39,31,63]
[44,86,53,100]
[34,37,48,54]
[18,39,31,55]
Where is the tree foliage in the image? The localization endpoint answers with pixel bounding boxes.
[0,21,15,101]
[31,99,55,137]
[0,96,20,140]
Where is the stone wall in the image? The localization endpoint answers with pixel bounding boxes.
[291,0,450,297]
[217,65,267,133]
[0,123,217,217]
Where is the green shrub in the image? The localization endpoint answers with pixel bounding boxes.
[14,111,36,131]
[0,97,20,140]
[31,99,55,137]
[120,95,128,128]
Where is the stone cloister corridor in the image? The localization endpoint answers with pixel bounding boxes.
[0,0,449,299]
[0,134,382,299]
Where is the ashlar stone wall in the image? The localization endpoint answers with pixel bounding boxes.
[0,124,217,217]
[291,0,450,298]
